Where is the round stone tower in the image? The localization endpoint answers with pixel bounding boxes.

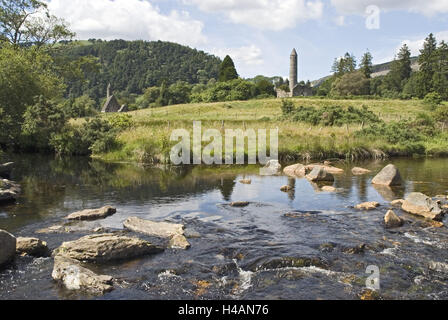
[289,48,298,95]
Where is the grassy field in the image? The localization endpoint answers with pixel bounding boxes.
[91,97,448,164]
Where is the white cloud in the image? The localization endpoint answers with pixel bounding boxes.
[183,0,324,30]
[330,0,448,16]
[212,45,264,67]
[46,0,207,46]
[399,30,448,56]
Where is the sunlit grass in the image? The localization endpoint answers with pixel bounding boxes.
[88,97,444,163]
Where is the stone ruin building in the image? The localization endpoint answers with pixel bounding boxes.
[101,84,128,113]
[276,49,313,98]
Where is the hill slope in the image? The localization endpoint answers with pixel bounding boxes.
[312,57,419,87]
[62,40,222,100]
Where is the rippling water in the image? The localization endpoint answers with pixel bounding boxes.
[1,155,448,300]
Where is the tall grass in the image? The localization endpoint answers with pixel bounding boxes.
[90,97,446,164]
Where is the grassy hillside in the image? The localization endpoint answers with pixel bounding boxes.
[89,97,448,164]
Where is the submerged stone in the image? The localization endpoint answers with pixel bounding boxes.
[352,167,371,175]
[355,202,380,211]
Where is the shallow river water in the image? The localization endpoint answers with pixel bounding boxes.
[1,155,448,300]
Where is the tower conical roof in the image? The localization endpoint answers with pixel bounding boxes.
[291,48,297,56]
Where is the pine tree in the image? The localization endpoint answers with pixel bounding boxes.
[433,41,448,100]
[397,44,412,80]
[331,53,357,77]
[360,51,373,78]
[418,33,438,95]
[218,55,238,82]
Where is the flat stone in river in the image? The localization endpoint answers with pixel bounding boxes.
[306,167,335,182]
[54,233,163,263]
[66,206,117,221]
[124,217,190,250]
[402,193,444,221]
[16,237,51,257]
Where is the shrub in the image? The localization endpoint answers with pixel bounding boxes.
[281,99,295,115]
[289,105,380,126]
[424,92,443,110]
[108,114,133,129]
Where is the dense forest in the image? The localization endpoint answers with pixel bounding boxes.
[61,39,222,101]
[316,34,448,102]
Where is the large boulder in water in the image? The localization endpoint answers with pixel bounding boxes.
[0,163,14,178]
[52,256,113,295]
[0,230,16,267]
[53,233,163,263]
[371,164,402,186]
[306,167,334,182]
[0,179,20,203]
[402,193,444,221]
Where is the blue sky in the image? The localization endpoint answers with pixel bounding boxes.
[47,0,448,81]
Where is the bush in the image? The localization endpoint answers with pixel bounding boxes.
[434,105,448,125]
[424,92,443,110]
[107,114,133,129]
[50,117,119,155]
[288,105,380,126]
[64,95,98,118]
[356,120,431,145]
[21,97,67,152]
[281,99,295,115]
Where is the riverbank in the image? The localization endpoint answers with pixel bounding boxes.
[85,97,448,164]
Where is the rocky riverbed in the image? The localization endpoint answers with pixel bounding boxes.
[1,155,448,300]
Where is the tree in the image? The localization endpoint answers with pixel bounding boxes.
[360,51,373,78]
[0,0,73,47]
[0,0,46,45]
[330,71,370,96]
[383,44,412,93]
[219,55,238,82]
[331,53,357,77]
[0,43,64,147]
[21,96,67,151]
[418,33,438,95]
[433,41,448,100]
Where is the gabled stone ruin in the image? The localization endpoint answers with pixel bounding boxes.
[101,84,128,113]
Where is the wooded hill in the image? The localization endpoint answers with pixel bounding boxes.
[61,39,222,100]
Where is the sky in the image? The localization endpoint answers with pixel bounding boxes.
[45,0,448,81]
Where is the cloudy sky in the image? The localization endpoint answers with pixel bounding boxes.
[46,0,448,81]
